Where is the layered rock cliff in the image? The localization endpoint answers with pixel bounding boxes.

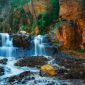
[56,0,85,49]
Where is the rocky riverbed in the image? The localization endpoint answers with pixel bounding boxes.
[0,52,85,85]
[0,33,85,85]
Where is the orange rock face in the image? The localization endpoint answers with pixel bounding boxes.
[59,0,82,20]
[56,20,82,49]
[78,19,85,47]
[56,0,85,49]
[27,0,52,18]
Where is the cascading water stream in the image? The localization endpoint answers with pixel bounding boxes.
[0,33,13,57]
[33,35,46,56]
[0,33,25,78]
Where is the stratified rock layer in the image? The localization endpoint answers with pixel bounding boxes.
[56,0,85,49]
[56,20,82,49]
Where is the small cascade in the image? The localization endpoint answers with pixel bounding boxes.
[33,35,46,56]
[0,33,13,57]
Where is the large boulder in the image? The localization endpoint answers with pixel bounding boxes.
[58,58,85,79]
[13,34,32,49]
[7,71,33,84]
[15,56,48,67]
[0,58,8,64]
[40,64,57,77]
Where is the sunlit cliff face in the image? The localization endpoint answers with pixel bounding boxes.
[26,0,52,17]
[56,0,85,49]
[59,0,82,20]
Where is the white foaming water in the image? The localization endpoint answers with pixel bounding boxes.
[2,58,24,78]
[0,33,23,78]
[0,33,13,57]
[33,35,46,56]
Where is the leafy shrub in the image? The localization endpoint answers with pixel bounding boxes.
[37,0,59,34]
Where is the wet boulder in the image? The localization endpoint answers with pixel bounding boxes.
[63,65,85,79]
[7,71,33,84]
[0,58,8,64]
[58,59,85,79]
[13,34,32,49]
[0,66,4,76]
[40,64,58,77]
[15,56,48,67]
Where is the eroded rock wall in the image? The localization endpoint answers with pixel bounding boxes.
[57,0,85,49]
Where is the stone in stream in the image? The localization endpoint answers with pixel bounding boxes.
[15,56,48,68]
[7,71,34,84]
[0,66,4,76]
[0,58,8,64]
[58,59,85,79]
[40,64,58,77]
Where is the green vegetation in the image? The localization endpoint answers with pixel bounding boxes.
[0,0,60,34]
[37,0,59,34]
[75,49,85,53]
[12,0,59,34]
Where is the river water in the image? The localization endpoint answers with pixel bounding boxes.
[0,33,84,85]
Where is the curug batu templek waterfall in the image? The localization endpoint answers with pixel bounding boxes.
[0,0,85,85]
[0,33,55,57]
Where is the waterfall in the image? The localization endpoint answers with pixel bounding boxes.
[33,35,46,56]
[0,33,13,57]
